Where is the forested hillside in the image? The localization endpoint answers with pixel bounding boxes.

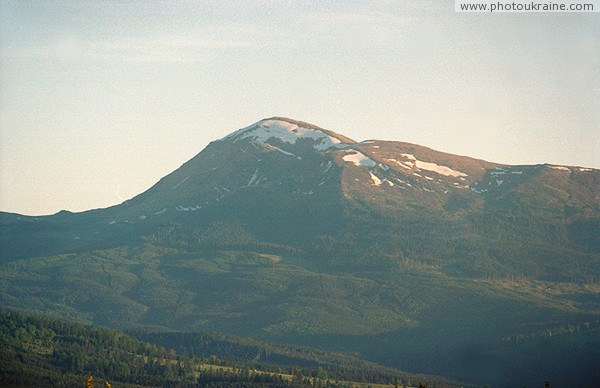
[0,309,462,387]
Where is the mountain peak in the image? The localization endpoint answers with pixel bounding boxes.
[222,117,355,151]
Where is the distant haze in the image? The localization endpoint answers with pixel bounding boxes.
[1,1,598,215]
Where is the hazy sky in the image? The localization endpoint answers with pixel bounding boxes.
[1,1,599,215]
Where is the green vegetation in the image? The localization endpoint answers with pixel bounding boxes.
[0,308,196,387]
[0,309,460,387]
[130,330,461,387]
[1,243,598,386]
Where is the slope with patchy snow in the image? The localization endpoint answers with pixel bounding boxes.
[224,118,352,151]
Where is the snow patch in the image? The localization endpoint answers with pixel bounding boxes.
[414,160,467,177]
[379,164,390,171]
[155,208,168,215]
[579,168,593,172]
[342,151,376,167]
[171,176,190,190]
[139,215,147,220]
[247,169,260,186]
[108,220,117,225]
[496,180,504,186]
[470,187,488,194]
[266,144,295,157]
[369,172,382,186]
[388,158,412,170]
[394,178,411,188]
[176,205,201,211]
[214,186,230,193]
[549,165,571,172]
[398,154,467,178]
[227,119,347,151]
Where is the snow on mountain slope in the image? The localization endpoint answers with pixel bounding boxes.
[223,117,354,151]
[93,117,598,222]
[6,117,600,224]
[342,150,377,167]
[1,117,599,265]
[384,152,472,179]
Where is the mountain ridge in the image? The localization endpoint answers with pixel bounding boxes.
[2,117,597,218]
[1,117,598,270]
[1,117,599,386]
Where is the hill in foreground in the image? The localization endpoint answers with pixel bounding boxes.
[0,308,462,387]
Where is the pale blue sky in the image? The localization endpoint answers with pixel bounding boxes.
[1,1,599,215]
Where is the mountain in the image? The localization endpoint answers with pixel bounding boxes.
[1,117,599,386]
